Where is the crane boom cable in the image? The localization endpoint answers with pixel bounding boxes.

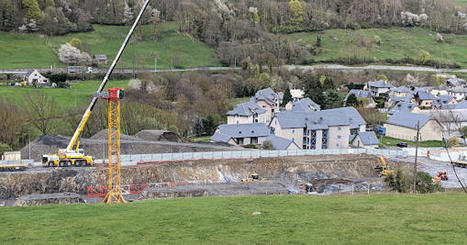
[66,0,150,151]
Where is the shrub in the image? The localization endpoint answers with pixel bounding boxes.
[385,170,444,193]
[262,140,274,150]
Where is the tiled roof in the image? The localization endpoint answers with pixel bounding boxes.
[265,135,298,150]
[416,91,436,101]
[386,112,432,129]
[392,86,411,93]
[227,101,267,116]
[357,131,380,145]
[275,107,365,129]
[445,100,467,110]
[344,89,372,101]
[291,98,321,112]
[368,80,393,88]
[254,88,279,104]
[432,95,455,108]
[212,123,269,141]
[388,102,417,115]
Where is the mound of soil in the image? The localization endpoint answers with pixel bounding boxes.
[90,129,139,141]
[135,130,186,143]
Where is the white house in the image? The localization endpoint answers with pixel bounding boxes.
[23,69,49,85]
[211,123,270,145]
[290,89,305,101]
[251,88,281,123]
[285,98,321,112]
[448,87,467,101]
[226,101,267,124]
[364,80,393,96]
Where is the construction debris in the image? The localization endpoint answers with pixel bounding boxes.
[13,193,84,206]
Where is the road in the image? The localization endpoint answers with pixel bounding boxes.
[1,64,466,74]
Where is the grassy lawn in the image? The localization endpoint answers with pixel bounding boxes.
[453,0,467,5]
[1,193,466,244]
[0,22,221,69]
[190,136,212,143]
[289,27,467,67]
[0,79,129,110]
[381,136,446,148]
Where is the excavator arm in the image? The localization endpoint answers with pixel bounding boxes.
[65,0,150,152]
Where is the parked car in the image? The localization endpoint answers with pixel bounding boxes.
[396,142,408,148]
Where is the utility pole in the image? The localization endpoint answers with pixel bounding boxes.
[413,121,420,193]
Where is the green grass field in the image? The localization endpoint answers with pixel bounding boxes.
[289,27,467,67]
[0,22,221,69]
[1,194,466,244]
[453,0,467,5]
[381,136,447,148]
[0,80,129,110]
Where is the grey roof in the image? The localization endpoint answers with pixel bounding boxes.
[389,95,413,103]
[416,91,436,101]
[254,88,279,104]
[227,101,267,116]
[344,89,372,102]
[275,107,366,130]
[291,98,321,112]
[357,131,380,146]
[392,86,411,93]
[448,87,467,93]
[212,123,269,141]
[446,78,466,87]
[25,69,36,77]
[210,132,233,143]
[388,102,417,115]
[445,100,467,110]
[432,95,455,109]
[367,80,393,88]
[386,112,432,129]
[265,135,298,150]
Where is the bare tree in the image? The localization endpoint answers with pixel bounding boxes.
[25,92,59,135]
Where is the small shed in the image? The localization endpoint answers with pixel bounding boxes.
[93,54,108,65]
[351,132,380,149]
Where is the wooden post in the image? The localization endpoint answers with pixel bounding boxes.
[413,121,420,193]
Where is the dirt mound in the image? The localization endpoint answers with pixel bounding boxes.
[13,192,84,206]
[135,130,186,142]
[90,129,139,141]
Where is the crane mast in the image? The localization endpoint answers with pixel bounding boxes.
[66,0,150,152]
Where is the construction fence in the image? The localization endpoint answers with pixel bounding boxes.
[118,148,407,166]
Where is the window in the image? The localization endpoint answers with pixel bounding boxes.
[251,137,258,144]
[310,130,317,149]
[338,135,341,139]
[336,143,340,147]
[292,130,295,134]
[275,121,277,125]
[338,127,342,131]
[322,129,328,149]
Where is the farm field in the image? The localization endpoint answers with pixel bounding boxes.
[0,22,221,70]
[1,193,466,244]
[289,27,467,68]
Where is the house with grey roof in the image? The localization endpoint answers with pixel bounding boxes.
[387,94,414,107]
[446,78,466,87]
[252,88,282,123]
[227,101,267,124]
[432,95,457,109]
[290,89,305,101]
[211,123,270,145]
[23,69,49,85]
[384,112,442,141]
[391,86,411,97]
[93,54,108,65]
[343,89,375,107]
[448,87,467,101]
[351,131,380,149]
[388,102,419,116]
[269,107,366,150]
[285,98,321,112]
[364,80,394,96]
[264,135,300,150]
[414,91,436,108]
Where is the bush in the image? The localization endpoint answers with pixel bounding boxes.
[243,144,260,149]
[385,170,444,193]
[262,140,274,150]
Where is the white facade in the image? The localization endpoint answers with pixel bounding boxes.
[227,113,266,124]
[24,70,48,85]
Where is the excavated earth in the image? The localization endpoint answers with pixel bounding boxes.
[0,154,407,206]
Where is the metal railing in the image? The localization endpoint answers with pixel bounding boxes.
[119,148,407,166]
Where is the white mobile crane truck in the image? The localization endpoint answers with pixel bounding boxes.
[42,0,150,167]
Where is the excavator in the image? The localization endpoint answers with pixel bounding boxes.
[41,0,150,167]
[241,173,262,182]
[375,156,394,177]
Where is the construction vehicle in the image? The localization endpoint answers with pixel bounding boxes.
[0,162,27,171]
[375,156,395,177]
[41,0,150,168]
[301,183,314,193]
[241,173,262,182]
[437,171,448,181]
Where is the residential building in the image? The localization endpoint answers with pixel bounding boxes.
[388,102,419,116]
[290,89,305,101]
[414,91,436,108]
[211,123,269,145]
[226,101,267,124]
[391,86,411,97]
[285,98,321,112]
[431,95,457,109]
[384,112,443,141]
[23,69,49,85]
[269,107,366,150]
[344,89,375,107]
[93,54,108,65]
[364,80,393,96]
[448,87,467,101]
[446,78,466,87]
[430,84,449,97]
[265,135,300,150]
[351,131,380,149]
[252,88,281,123]
[387,94,413,107]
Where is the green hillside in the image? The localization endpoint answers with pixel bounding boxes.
[0,22,221,70]
[1,193,466,244]
[289,27,467,67]
[0,80,129,110]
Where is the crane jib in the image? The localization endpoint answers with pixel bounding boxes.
[65,0,151,152]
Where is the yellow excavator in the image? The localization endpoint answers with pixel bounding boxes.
[375,156,394,177]
[41,0,149,167]
[241,173,262,182]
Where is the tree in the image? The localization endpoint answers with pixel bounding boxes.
[289,0,305,25]
[418,50,431,64]
[25,92,59,135]
[0,143,12,156]
[346,94,360,107]
[263,140,274,150]
[58,43,92,65]
[22,0,41,23]
[281,88,293,107]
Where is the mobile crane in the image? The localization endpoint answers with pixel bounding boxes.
[41,0,150,168]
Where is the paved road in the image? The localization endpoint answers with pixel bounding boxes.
[2,64,466,74]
